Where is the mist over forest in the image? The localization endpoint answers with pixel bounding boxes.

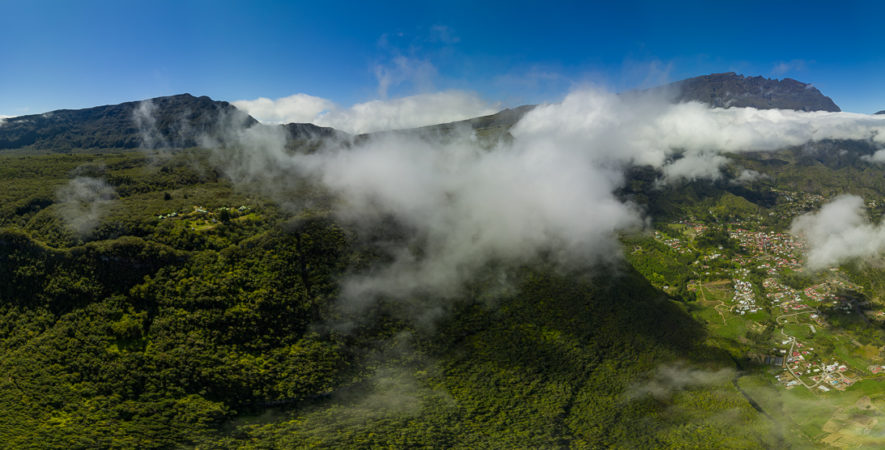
[3,2,885,446]
[2,71,885,447]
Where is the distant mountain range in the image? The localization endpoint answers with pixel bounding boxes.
[0,73,847,151]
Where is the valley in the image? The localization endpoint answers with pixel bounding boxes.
[1,86,884,447]
[4,1,885,446]
[629,186,885,446]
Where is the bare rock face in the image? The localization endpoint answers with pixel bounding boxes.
[668,72,841,112]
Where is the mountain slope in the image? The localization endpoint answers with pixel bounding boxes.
[207,266,783,448]
[667,72,841,112]
[0,94,256,150]
[0,94,351,152]
[0,72,845,152]
[3,88,882,446]
[406,72,843,144]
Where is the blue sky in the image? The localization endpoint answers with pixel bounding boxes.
[1,0,884,116]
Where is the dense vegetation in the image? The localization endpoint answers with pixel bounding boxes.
[0,147,785,448]
[5,134,885,447]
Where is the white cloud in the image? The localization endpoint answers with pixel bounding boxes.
[513,90,885,182]
[315,91,498,134]
[862,149,885,163]
[236,71,885,145]
[133,100,164,148]
[629,362,735,400]
[232,94,334,124]
[189,87,885,316]
[647,103,885,156]
[734,169,767,184]
[791,195,885,271]
[286,127,642,304]
[55,177,117,238]
[233,91,499,134]
[661,152,729,181]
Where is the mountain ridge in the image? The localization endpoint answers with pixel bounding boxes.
[0,94,253,150]
[666,72,841,112]
[0,93,345,151]
[0,73,846,151]
[416,72,845,144]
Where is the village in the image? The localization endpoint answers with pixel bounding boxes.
[645,191,884,395]
[158,204,251,221]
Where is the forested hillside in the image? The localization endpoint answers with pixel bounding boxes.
[3,85,885,448]
[0,147,803,447]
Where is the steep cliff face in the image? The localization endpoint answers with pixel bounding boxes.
[669,72,841,112]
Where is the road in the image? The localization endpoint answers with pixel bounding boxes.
[777,308,827,391]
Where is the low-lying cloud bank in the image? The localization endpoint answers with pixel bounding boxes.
[862,149,885,163]
[629,362,735,400]
[233,91,498,134]
[55,177,117,238]
[231,93,335,125]
[514,91,885,182]
[791,195,885,270]
[304,128,644,303]
[143,88,885,310]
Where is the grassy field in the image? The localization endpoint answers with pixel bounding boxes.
[740,374,885,447]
